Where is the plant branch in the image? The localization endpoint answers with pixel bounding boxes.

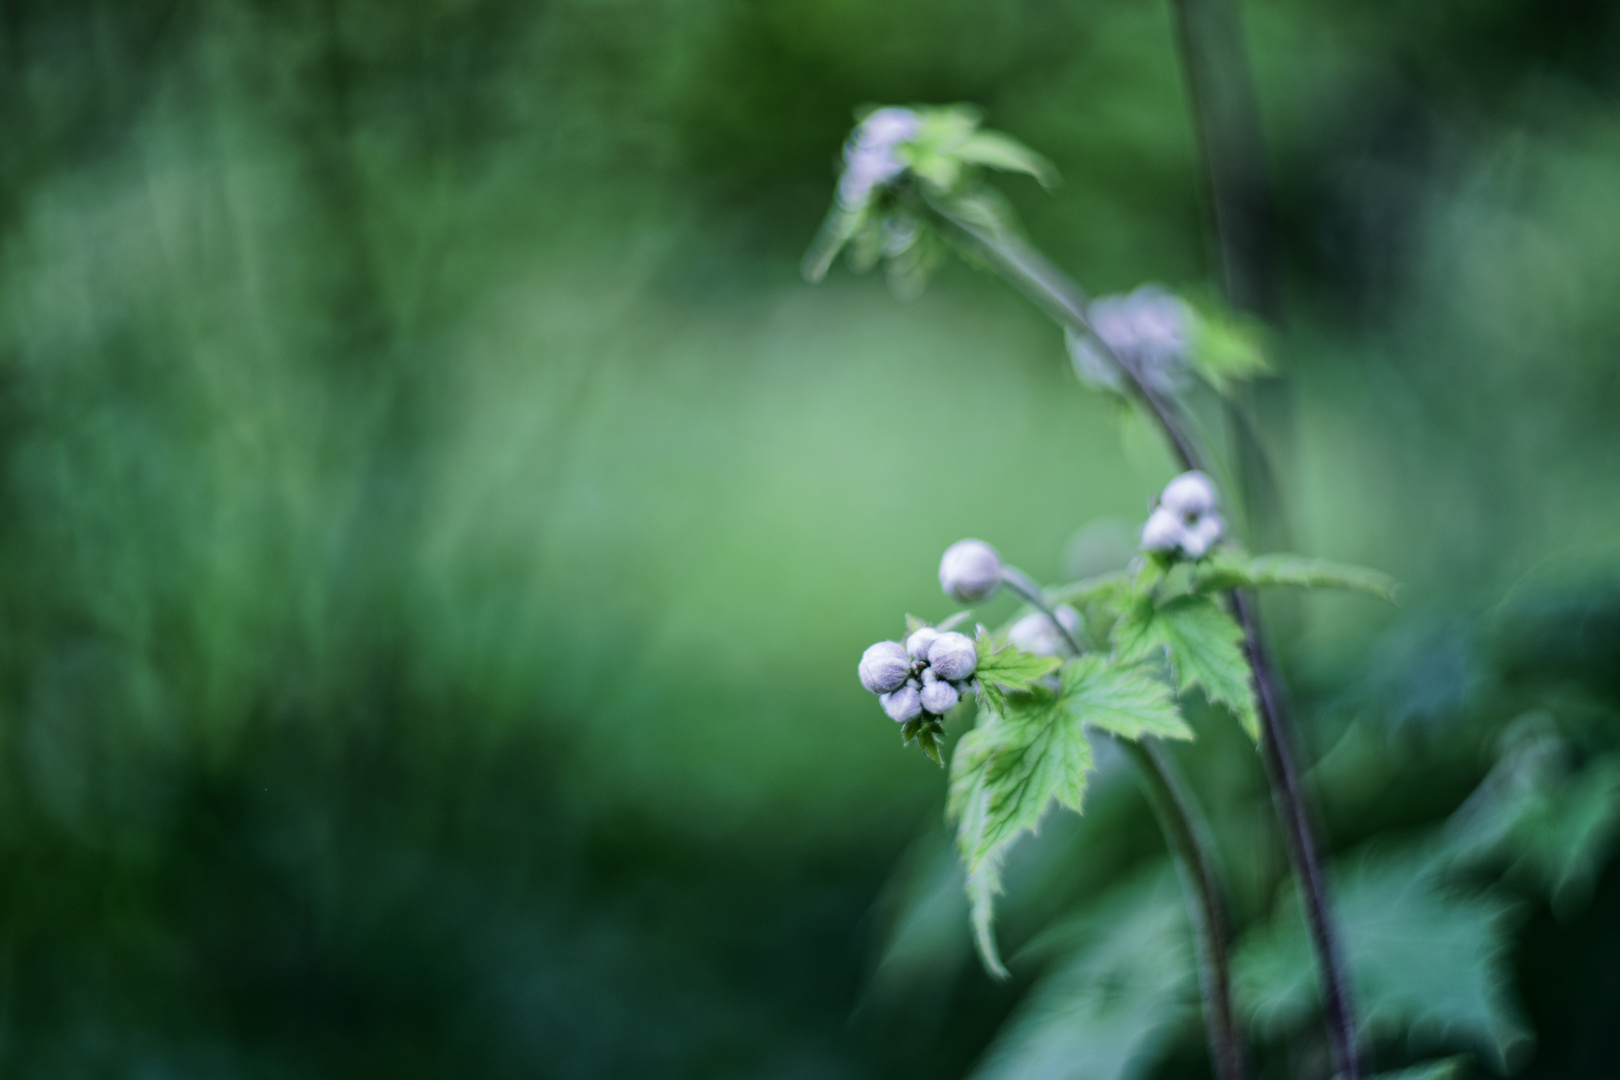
[1001,562,1247,1080]
[934,204,1361,1079]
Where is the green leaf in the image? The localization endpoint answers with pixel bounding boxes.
[952,131,1059,189]
[1186,304,1270,395]
[801,203,867,283]
[1063,654,1191,743]
[1362,1058,1470,1080]
[1113,594,1259,742]
[1236,847,1531,1071]
[1193,551,1399,603]
[971,873,1193,1080]
[967,861,1010,979]
[974,628,1062,714]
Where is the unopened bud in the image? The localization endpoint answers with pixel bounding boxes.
[859,641,911,695]
[920,680,960,715]
[1181,512,1223,559]
[939,539,1003,603]
[906,627,941,661]
[928,631,978,681]
[1161,471,1217,518]
[1007,604,1081,656]
[881,685,923,723]
[1141,507,1187,553]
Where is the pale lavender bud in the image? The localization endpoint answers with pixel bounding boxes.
[939,540,1002,603]
[881,685,923,723]
[1141,507,1187,553]
[858,107,920,148]
[859,641,911,695]
[1007,605,1081,656]
[1161,471,1217,518]
[920,680,960,715]
[1181,513,1224,559]
[920,667,939,686]
[928,631,977,681]
[906,627,941,661]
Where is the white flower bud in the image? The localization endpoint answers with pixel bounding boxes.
[920,667,939,686]
[927,631,977,681]
[1181,512,1224,559]
[920,680,959,715]
[880,685,923,723]
[1007,605,1081,656]
[1141,506,1187,553]
[906,627,941,661]
[1161,471,1217,518]
[939,539,1003,603]
[858,641,911,695]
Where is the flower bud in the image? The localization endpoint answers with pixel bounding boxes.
[939,539,1003,603]
[1181,512,1224,559]
[1161,471,1217,518]
[920,680,959,715]
[906,627,941,661]
[1140,507,1187,553]
[928,631,978,681]
[1007,605,1081,656]
[858,641,911,695]
[880,685,923,723]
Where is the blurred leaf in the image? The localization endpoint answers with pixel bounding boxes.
[1113,594,1258,742]
[802,203,867,282]
[1236,848,1530,1070]
[968,861,1011,979]
[1063,654,1190,743]
[1363,1057,1471,1080]
[1193,552,1400,603]
[1186,305,1270,395]
[953,131,1059,189]
[971,873,1193,1080]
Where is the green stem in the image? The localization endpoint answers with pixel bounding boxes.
[936,205,1359,1079]
[1001,564,1247,1080]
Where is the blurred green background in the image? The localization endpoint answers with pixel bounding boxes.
[2,0,1619,1076]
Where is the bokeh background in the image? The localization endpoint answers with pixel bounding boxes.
[2,1,1619,1077]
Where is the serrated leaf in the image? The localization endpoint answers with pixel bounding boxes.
[965,689,1094,872]
[1063,654,1191,742]
[971,873,1193,1080]
[953,131,1059,189]
[1236,848,1530,1070]
[974,628,1062,715]
[1114,594,1259,742]
[1193,551,1399,603]
[1187,305,1270,395]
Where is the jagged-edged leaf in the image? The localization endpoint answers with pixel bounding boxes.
[959,687,1094,872]
[1194,552,1399,603]
[1236,847,1530,1071]
[971,873,1193,1080]
[1187,305,1269,395]
[953,131,1059,189]
[975,627,1062,714]
[1114,594,1259,742]
[1064,654,1191,742]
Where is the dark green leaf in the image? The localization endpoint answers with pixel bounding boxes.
[1113,594,1258,742]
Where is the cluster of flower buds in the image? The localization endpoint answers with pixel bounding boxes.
[1068,285,1193,395]
[838,108,919,208]
[1141,470,1224,559]
[858,627,979,724]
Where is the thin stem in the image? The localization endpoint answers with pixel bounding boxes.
[1002,562,1247,1080]
[1121,739,1248,1080]
[936,206,1361,1079]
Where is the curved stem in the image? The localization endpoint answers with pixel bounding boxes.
[1121,739,1249,1080]
[1002,561,1247,1080]
[936,208,1361,1079]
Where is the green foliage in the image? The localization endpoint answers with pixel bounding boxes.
[1063,654,1191,743]
[971,874,1193,1080]
[1366,1057,1471,1080]
[1113,593,1260,741]
[1193,552,1400,603]
[975,627,1064,713]
[1186,304,1270,395]
[1236,848,1530,1070]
